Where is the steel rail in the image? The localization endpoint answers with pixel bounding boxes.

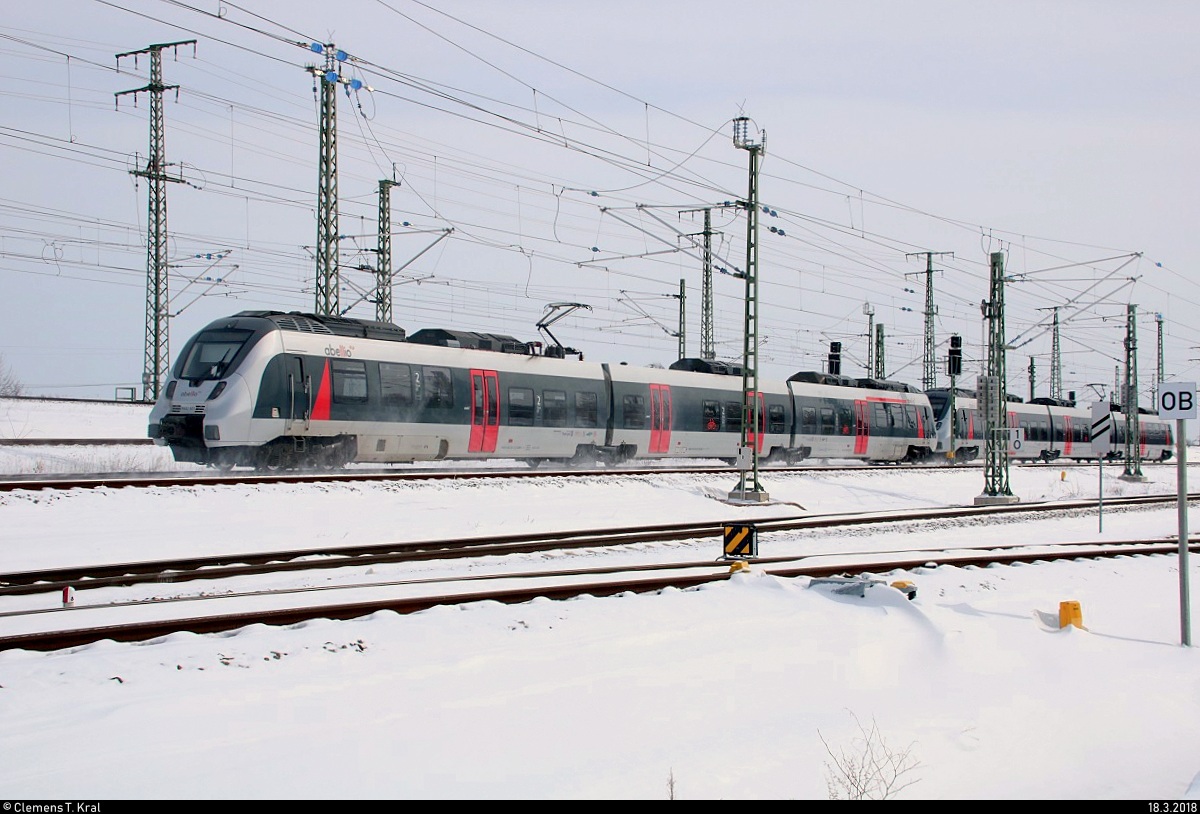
[0,541,1188,653]
[2,493,1193,596]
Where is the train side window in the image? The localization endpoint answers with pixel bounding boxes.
[623,394,646,428]
[904,406,916,431]
[801,406,817,434]
[838,406,853,435]
[820,407,835,435]
[703,401,721,432]
[724,402,742,432]
[769,404,786,434]
[379,362,412,408]
[872,403,889,432]
[543,390,568,426]
[509,387,534,426]
[331,360,368,402]
[575,392,598,427]
[422,367,454,409]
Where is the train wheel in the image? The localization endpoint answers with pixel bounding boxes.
[568,446,599,469]
[256,446,289,472]
[315,447,340,471]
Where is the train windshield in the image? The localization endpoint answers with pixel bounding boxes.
[178,329,254,381]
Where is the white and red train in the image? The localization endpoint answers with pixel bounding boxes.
[926,387,1173,463]
[147,311,1172,470]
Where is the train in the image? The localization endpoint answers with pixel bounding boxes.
[147,310,1173,470]
[925,387,1174,464]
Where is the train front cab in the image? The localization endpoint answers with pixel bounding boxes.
[149,316,279,466]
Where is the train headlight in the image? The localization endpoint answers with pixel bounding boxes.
[208,381,227,400]
[204,425,221,441]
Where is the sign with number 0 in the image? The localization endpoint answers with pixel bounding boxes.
[1159,382,1197,420]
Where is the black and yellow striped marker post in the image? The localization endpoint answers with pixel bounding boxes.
[723,524,758,559]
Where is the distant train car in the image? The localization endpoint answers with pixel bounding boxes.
[148,311,936,470]
[926,387,1172,463]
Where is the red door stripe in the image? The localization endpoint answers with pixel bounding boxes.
[311,359,332,421]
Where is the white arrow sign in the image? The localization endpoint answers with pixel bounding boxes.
[1090,402,1112,456]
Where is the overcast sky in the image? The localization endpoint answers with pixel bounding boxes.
[2,1,1198,401]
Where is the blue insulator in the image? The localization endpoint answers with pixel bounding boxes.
[325,71,338,83]
[349,78,363,91]
[310,42,324,53]
[336,50,348,62]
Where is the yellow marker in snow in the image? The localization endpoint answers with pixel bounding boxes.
[1059,600,1083,629]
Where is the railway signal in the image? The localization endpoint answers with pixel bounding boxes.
[828,341,842,376]
[947,334,962,377]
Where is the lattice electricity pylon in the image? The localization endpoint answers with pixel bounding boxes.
[116,39,195,403]
[1123,303,1144,478]
[980,251,1014,499]
[730,116,768,502]
[906,251,952,390]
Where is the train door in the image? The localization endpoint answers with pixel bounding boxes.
[853,400,869,455]
[1063,415,1073,456]
[469,369,499,453]
[649,383,672,453]
[744,390,764,453]
[285,355,310,431]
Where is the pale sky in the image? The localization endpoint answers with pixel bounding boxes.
[2,1,1198,401]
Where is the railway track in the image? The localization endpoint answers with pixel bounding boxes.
[0,456,1188,492]
[0,491,1190,595]
[0,536,1189,653]
[0,438,154,446]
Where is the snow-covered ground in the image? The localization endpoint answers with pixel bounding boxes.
[1,398,1198,799]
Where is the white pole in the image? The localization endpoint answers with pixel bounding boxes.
[1178,418,1191,646]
